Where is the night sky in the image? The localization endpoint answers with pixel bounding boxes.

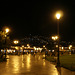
[0,0,75,41]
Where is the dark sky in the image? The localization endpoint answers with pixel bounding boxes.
[0,0,75,41]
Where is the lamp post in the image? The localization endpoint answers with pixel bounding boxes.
[56,13,61,66]
[5,28,10,59]
[22,45,24,55]
[52,36,58,58]
[69,45,72,55]
[13,40,19,55]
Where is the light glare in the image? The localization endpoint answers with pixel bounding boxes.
[5,28,9,33]
[56,13,60,19]
[14,40,19,44]
[52,36,58,40]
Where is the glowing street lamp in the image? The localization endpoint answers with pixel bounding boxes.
[5,28,9,33]
[55,36,58,39]
[69,45,72,48]
[69,47,71,50]
[22,45,24,55]
[13,40,19,44]
[22,45,24,47]
[62,47,64,50]
[13,40,20,55]
[69,45,72,51]
[27,44,30,46]
[52,36,58,41]
[55,11,62,66]
[56,13,61,19]
[27,44,30,48]
[34,46,37,50]
[69,45,72,55]
[56,45,58,48]
[4,28,10,59]
[43,45,45,48]
[15,46,19,50]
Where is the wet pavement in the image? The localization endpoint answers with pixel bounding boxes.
[0,54,75,75]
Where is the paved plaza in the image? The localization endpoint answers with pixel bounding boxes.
[0,54,75,75]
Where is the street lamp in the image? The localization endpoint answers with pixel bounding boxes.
[4,28,10,59]
[56,12,61,66]
[13,40,20,55]
[27,44,29,47]
[13,40,19,44]
[52,36,58,41]
[43,45,45,48]
[69,45,72,55]
[27,44,30,48]
[22,45,24,55]
[56,13,61,19]
[5,28,9,33]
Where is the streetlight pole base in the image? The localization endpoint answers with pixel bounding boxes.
[56,61,60,67]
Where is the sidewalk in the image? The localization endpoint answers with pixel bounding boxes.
[0,54,75,75]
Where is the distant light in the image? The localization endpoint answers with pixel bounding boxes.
[55,36,58,39]
[52,36,58,40]
[22,45,24,47]
[37,48,38,50]
[5,28,9,33]
[15,47,18,50]
[69,45,72,48]
[62,47,64,50]
[69,45,72,50]
[1,49,3,52]
[13,50,15,52]
[69,47,71,50]
[14,40,19,44]
[52,50,54,52]
[43,45,45,48]
[27,44,29,47]
[49,50,51,51]
[28,46,30,48]
[5,35,7,37]
[56,45,58,48]
[34,46,36,49]
[20,47,22,50]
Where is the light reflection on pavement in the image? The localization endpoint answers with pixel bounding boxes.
[0,54,74,75]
